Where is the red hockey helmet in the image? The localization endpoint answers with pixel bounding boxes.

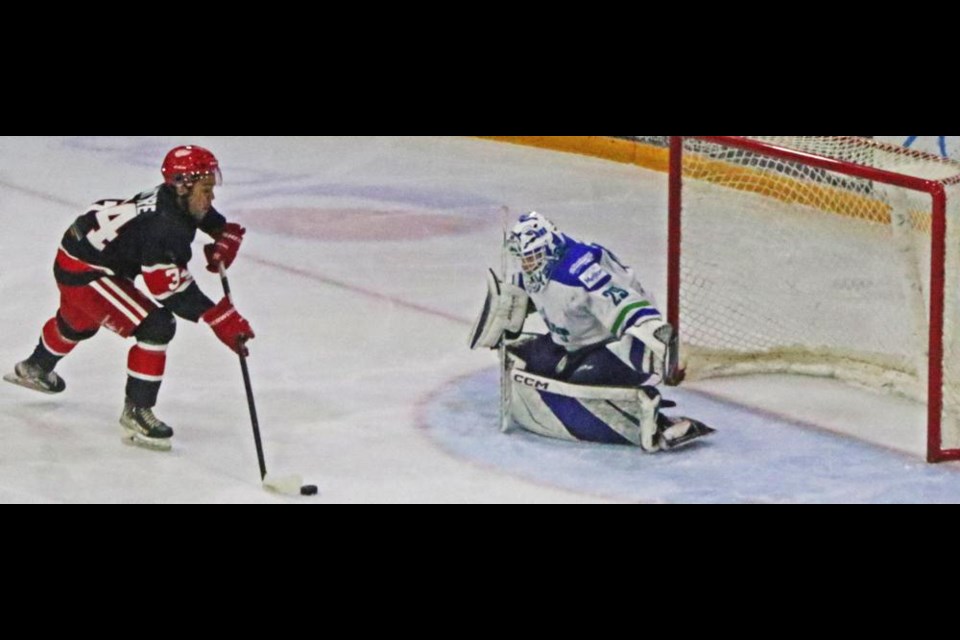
[161,145,222,187]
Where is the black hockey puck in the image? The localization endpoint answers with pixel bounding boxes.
[300,484,318,496]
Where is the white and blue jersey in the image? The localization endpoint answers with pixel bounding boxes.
[516,236,662,351]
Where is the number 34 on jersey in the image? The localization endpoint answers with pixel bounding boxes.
[84,192,158,250]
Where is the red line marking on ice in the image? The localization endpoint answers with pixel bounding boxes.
[247,256,473,326]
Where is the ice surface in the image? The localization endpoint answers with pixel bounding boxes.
[2,136,958,503]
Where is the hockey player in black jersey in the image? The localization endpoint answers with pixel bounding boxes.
[3,145,254,451]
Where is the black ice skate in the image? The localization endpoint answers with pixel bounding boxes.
[119,400,173,451]
[657,414,715,450]
[3,360,66,394]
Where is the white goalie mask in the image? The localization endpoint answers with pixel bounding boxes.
[507,211,565,292]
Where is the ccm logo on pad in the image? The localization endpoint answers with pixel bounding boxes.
[513,374,550,390]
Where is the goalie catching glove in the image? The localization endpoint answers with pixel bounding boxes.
[468,268,530,350]
[625,316,679,383]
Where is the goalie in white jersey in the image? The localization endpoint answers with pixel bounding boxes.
[469,212,714,452]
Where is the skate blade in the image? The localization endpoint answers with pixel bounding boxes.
[120,428,172,452]
[660,419,716,450]
[3,372,62,394]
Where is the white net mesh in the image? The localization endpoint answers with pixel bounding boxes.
[676,136,960,456]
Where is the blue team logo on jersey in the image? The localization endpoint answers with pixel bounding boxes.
[578,263,609,289]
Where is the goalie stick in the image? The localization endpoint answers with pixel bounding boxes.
[218,263,317,497]
[499,206,512,432]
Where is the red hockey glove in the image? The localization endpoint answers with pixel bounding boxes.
[204,222,246,273]
[202,297,255,356]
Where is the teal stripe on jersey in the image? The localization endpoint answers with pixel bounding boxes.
[611,301,651,335]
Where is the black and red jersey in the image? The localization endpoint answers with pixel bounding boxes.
[56,184,227,322]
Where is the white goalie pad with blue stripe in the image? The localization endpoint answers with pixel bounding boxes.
[508,369,661,451]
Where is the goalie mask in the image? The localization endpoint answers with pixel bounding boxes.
[508,212,565,292]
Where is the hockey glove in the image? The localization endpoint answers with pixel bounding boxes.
[202,297,255,356]
[626,317,679,383]
[204,222,246,273]
[468,268,530,350]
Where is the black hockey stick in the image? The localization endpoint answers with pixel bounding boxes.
[218,263,317,496]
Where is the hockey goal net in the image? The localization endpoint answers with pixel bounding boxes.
[667,136,960,462]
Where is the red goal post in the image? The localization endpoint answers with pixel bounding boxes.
[666,136,960,462]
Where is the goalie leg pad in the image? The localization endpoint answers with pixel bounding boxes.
[508,369,662,451]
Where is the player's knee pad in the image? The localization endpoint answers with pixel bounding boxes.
[56,312,98,342]
[134,308,177,345]
[508,368,662,451]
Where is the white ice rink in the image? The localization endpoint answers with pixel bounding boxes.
[2,136,960,503]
